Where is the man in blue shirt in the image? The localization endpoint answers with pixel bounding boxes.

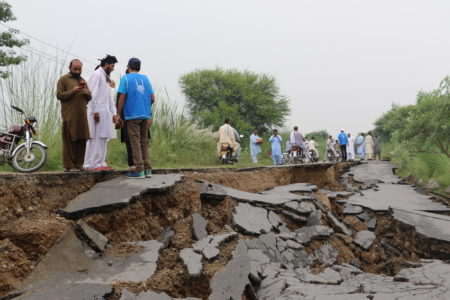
[117,58,155,179]
[337,129,348,162]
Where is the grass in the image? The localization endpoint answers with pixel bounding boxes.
[0,52,330,172]
[382,142,450,195]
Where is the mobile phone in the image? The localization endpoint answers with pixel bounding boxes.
[79,82,86,88]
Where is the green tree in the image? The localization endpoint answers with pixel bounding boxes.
[374,103,415,142]
[374,77,450,157]
[305,130,329,140]
[402,77,450,157]
[179,68,290,133]
[0,1,28,78]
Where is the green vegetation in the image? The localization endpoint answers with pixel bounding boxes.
[0,52,332,172]
[374,77,450,193]
[0,1,29,78]
[179,68,290,133]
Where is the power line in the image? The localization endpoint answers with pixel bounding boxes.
[0,22,97,67]
[23,46,67,65]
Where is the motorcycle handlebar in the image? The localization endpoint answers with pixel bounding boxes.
[11,106,25,114]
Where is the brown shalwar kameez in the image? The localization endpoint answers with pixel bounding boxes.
[56,73,92,169]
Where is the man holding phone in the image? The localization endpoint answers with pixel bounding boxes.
[56,59,92,172]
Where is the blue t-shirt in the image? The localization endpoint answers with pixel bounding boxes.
[338,132,348,145]
[118,73,154,120]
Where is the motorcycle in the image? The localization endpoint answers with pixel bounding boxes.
[0,106,48,172]
[219,143,237,165]
[282,145,308,165]
[326,148,338,162]
[307,149,319,163]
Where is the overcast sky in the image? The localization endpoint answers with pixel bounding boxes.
[6,0,450,136]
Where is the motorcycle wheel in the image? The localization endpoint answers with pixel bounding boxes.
[12,144,47,173]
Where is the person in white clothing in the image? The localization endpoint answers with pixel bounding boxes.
[346,133,355,161]
[84,55,118,170]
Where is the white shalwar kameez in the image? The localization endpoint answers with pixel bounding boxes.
[84,68,117,169]
[347,135,355,160]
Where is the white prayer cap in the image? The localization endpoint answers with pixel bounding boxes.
[340,129,345,132]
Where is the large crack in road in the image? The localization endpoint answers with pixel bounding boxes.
[1,161,449,299]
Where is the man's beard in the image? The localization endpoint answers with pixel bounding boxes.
[70,72,81,79]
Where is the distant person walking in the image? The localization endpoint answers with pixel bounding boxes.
[84,55,118,171]
[56,59,92,172]
[249,129,262,163]
[346,133,355,161]
[117,58,155,179]
[373,134,382,160]
[269,129,283,165]
[233,126,241,160]
[365,132,375,160]
[325,135,337,161]
[355,133,365,160]
[337,129,348,161]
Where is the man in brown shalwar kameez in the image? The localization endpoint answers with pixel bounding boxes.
[56,59,92,172]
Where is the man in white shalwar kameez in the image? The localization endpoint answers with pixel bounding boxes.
[346,133,355,161]
[365,132,375,160]
[84,55,118,170]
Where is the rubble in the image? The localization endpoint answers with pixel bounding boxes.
[76,220,108,253]
[191,213,208,241]
[233,203,273,235]
[179,248,203,277]
[353,230,376,250]
[3,161,450,300]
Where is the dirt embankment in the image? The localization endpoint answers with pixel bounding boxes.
[0,163,350,298]
[4,161,447,299]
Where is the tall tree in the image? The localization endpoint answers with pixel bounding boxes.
[402,76,450,157]
[0,1,28,78]
[179,68,290,132]
[374,76,450,157]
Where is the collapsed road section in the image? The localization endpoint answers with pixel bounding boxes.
[1,161,450,299]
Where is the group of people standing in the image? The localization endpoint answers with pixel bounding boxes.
[250,126,319,165]
[56,55,155,179]
[328,130,382,161]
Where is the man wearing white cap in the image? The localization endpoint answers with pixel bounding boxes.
[337,129,348,161]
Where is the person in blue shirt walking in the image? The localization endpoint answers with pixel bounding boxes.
[117,58,155,179]
[337,129,348,161]
[269,129,283,165]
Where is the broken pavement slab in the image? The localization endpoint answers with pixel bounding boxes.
[392,209,450,242]
[261,183,318,194]
[294,225,334,244]
[61,174,184,219]
[191,213,208,240]
[120,289,202,300]
[198,181,312,206]
[76,220,108,253]
[347,160,401,185]
[233,203,273,235]
[192,232,237,261]
[346,184,450,212]
[354,230,376,250]
[343,203,363,215]
[179,248,203,277]
[107,240,163,282]
[209,240,251,300]
[327,212,352,235]
[12,279,114,300]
